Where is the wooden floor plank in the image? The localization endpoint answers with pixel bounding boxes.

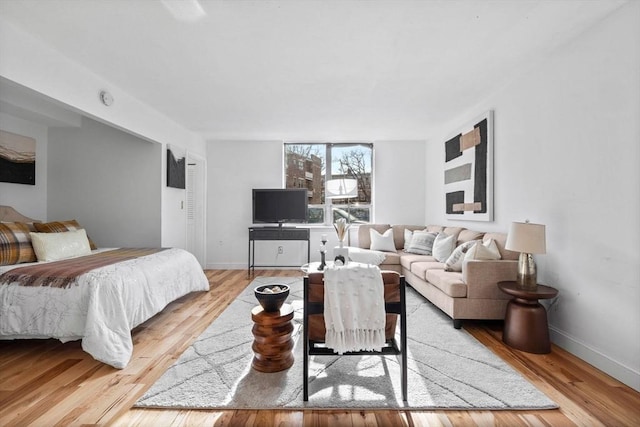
[0,269,638,427]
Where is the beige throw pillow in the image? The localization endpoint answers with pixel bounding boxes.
[464,239,502,261]
[30,229,92,262]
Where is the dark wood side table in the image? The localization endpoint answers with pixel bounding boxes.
[251,303,295,372]
[498,281,559,354]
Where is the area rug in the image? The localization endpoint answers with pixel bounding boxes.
[136,276,557,410]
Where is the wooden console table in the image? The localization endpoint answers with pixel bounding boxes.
[248,226,310,276]
[498,281,559,354]
[251,303,295,372]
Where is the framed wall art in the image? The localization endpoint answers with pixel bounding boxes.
[167,144,186,189]
[444,110,493,222]
[0,129,36,185]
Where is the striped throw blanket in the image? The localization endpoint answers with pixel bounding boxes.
[0,248,167,289]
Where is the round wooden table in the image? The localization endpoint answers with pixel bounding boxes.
[251,303,295,372]
[498,281,559,354]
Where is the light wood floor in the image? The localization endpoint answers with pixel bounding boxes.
[1,269,638,426]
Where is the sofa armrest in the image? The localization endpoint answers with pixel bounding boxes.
[462,260,518,299]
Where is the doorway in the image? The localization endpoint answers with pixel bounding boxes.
[186,152,206,268]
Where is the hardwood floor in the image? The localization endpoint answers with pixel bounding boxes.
[1,269,638,426]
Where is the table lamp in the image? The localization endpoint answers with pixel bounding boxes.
[505,220,546,290]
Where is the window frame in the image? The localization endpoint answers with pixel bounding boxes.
[284,142,373,226]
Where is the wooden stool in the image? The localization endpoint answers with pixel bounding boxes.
[251,303,294,372]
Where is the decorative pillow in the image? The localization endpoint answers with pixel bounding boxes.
[406,231,438,255]
[483,238,502,259]
[432,232,456,262]
[0,222,37,265]
[370,228,396,252]
[30,229,92,262]
[465,239,502,261]
[444,240,480,271]
[34,219,97,250]
[403,229,413,251]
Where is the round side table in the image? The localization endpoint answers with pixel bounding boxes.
[498,281,559,354]
[251,303,294,372]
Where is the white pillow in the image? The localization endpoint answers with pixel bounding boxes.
[432,232,456,262]
[370,228,396,252]
[30,229,92,262]
[406,231,438,255]
[483,238,502,259]
[464,239,502,261]
[444,240,480,271]
[403,229,414,251]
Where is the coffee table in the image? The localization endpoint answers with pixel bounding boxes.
[498,281,559,354]
[250,303,295,372]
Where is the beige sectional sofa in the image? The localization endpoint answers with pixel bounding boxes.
[355,224,519,328]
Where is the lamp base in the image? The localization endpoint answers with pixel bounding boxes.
[516,252,537,290]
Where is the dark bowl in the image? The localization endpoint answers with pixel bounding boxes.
[254,284,290,312]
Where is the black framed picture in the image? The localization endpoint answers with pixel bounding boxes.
[167,145,186,189]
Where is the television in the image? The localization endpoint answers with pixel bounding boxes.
[252,188,308,225]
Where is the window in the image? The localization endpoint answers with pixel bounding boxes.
[284,143,373,225]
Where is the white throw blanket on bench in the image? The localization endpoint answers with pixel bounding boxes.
[323,263,385,354]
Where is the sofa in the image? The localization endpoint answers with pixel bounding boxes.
[354,224,519,328]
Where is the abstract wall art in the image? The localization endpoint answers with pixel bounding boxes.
[167,144,186,189]
[0,130,36,185]
[444,110,493,221]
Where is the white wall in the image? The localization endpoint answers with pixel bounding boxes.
[373,140,426,225]
[424,2,640,391]
[0,112,48,220]
[206,140,427,269]
[0,17,206,248]
[48,117,162,247]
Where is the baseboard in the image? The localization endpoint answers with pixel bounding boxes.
[550,325,640,392]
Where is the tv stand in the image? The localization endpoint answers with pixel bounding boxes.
[248,226,310,276]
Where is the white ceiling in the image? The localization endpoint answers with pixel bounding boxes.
[0,0,627,140]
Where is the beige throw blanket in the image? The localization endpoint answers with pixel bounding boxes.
[323,262,385,354]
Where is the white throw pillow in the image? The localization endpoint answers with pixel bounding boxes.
[444,240,480,271]
[483,238,502,259]
[464,239,502,261]
[30,229,92,262]
[403,229,414,251]
[406,231,438,255]
[432,232,456,262]
[370,228,396,252]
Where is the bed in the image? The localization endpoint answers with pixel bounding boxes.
[0,206,210,369]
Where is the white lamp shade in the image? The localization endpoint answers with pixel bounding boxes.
[505,221,546,254]
[326,178,357,199]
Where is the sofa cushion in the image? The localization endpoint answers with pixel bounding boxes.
[406,231,438,255]
[400,252,435,270]
[370,228,396,252]
[357,224,391,249]
[410,261,445,280]
[425,269,467,298]
[458,229,485,246]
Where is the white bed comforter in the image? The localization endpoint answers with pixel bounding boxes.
[0,247,209,369]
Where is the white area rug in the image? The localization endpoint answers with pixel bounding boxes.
[136,277,557,410]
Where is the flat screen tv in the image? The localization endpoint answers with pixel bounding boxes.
[252,188,308,225]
